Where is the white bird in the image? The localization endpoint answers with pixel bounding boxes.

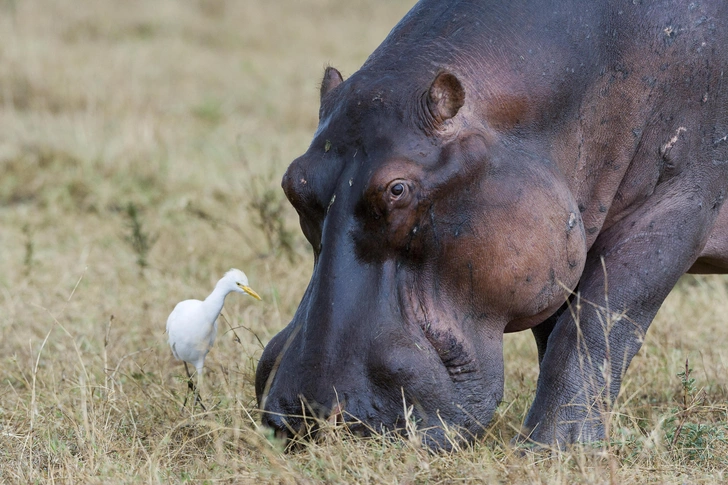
[166,268,261,409]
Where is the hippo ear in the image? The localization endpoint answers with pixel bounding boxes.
[320,66,344,100]
[427,71,465,124]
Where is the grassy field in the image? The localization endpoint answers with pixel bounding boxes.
[1,0,728,483]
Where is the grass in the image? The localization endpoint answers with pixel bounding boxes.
[1,0,728,483]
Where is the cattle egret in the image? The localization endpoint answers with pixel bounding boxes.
[166,268,261,409]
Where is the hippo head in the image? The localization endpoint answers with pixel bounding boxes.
[255,66,586,448]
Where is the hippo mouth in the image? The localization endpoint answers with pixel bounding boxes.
[421,327,479,382]
[255,277,503,450]
[391,271,498,441]
[398,271,481,381]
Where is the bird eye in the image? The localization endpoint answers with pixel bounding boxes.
[390,183,405,197]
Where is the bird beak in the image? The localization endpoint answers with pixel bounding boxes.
[238,284,262,301]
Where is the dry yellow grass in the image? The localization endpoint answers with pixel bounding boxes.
[1,0,727,483]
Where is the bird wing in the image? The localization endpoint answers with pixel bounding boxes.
[204,317,218,354]
[166,299,215,365]
[166,299,200,335]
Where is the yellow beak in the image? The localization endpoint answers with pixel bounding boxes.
[239,284,262,301]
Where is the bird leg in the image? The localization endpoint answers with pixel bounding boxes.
[195,367,206,411]
[182,362,206,411]
[182,362,193,409]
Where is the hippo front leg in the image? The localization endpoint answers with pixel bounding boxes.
[521,183,722,446]
[531,306,563,368]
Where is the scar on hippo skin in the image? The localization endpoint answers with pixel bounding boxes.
[657,126,688,183]
[567,212,577,229]
[659,126,687,160]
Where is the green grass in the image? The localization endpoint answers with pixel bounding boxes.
[1,0,728,483]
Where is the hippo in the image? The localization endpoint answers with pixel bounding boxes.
[256,0,728,448]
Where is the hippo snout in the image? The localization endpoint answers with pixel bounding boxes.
[256,294,505,450]
[260,394,377,446]
[255,320,386,443]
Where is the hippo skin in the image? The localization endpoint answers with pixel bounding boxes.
[256,0,728,448]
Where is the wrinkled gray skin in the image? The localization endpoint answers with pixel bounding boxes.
[256,0,728,448]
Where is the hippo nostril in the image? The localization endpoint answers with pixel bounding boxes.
[261,410,324,448]
[261,412,295,442]
[344,420,372,438]
[327,402,345,426]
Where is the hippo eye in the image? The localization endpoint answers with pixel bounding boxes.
[390,183,405,197]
